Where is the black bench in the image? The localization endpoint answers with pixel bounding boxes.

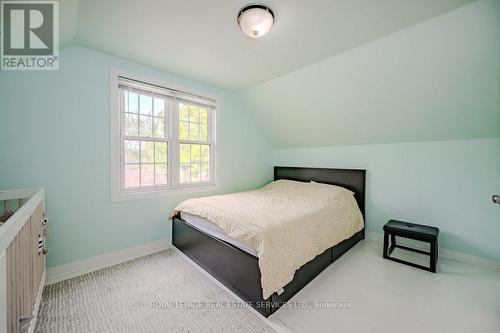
[383,220,439,273]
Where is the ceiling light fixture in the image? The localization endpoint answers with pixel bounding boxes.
[237,4,275,38]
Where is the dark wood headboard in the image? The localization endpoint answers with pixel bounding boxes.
[274,166,366,218]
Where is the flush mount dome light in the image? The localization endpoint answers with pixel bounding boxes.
[237,4,275,38]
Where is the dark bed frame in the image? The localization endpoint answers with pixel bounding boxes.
[172,166,366,317]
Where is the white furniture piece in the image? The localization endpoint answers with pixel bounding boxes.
[0,189,46,333]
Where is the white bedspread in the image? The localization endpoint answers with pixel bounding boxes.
[173,180,364,299]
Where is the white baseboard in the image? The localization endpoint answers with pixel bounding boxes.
[46,238,171,285]
[365,231,500,272]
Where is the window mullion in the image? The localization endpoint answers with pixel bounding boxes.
[188,144,192,184]
[178,140,209,145]
[123,136,168,143]
[171,99,180,187]
[165,97,171,187]
[209,107,216,185]
[137,89,141,137]
[153,142,156,185]
[120,90,126,191]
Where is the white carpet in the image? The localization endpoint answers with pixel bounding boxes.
[35,250,275,333]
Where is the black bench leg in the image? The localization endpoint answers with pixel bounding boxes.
[436,241,439,264]
[383,232,389,258]
[430,240,437,273]
[389,234,396,254]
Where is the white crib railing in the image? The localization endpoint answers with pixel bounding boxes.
[0,189,46,333]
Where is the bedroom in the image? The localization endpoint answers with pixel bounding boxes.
[0,0,499,332]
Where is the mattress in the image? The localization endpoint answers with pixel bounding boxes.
[180,212,258,257]
[175,179,364,299]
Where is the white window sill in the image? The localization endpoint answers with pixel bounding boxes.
[111,184,219,202]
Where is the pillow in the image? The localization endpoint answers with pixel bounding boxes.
[309,180,355,195]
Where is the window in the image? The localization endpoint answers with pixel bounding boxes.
[111,70,217,201]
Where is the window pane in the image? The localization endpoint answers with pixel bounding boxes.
[155,163,167,185]
[189,123,199,141]
[124,164,139,188]
[189,106,199,122]
[179,121,188,140]
[180,164,191,183]
[128,92,138,113]
[200,108,208,124]
[124,113,139,136]
[180,144,190,163]
[139,94,152,115]
[191,163,200,182]
[201,163,210,182]
[200,145,210,163]
[124,140,140,163]
[179,103,189,121]
[141,164,154,186]
[141,141,154,163]
[139,115,153,137]
[200,122,208,141]
[191,144,200,162]
[155,142,167,163]
[153,117,165,138]
[154,98,165,117]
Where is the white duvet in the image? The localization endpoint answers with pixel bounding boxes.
[173,179,364,299]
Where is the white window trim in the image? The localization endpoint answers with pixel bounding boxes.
[110,68,219,202]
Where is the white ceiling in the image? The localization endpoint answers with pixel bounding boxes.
[60,0,473,90]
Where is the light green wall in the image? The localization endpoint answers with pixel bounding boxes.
[1,1,499,268]
[274,138,500,261]
[0,46,272,268]
[241,0,500,147]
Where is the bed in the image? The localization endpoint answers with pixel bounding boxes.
[172,166,366,316]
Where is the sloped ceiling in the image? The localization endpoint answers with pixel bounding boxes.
[240,0,500,148]
[66,0,473,90]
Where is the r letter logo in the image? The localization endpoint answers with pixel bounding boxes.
[1,1,59,70]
